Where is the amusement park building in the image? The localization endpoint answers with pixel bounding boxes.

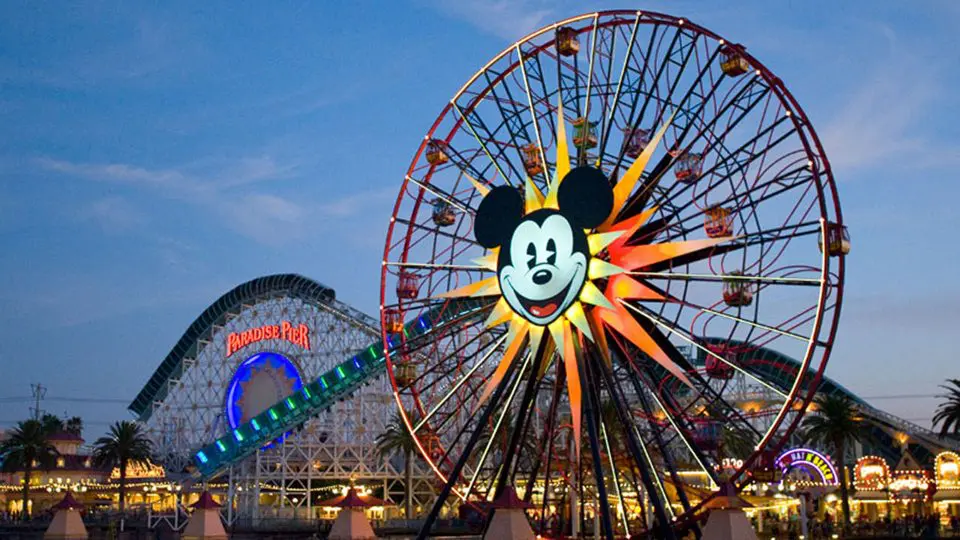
[127,274,434,521]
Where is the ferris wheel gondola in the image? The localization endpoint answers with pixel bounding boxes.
[381,10,845,538]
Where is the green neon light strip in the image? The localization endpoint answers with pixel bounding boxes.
[269,409,278,420]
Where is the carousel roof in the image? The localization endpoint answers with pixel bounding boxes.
[191,491,222,510]
[52,492,84,511]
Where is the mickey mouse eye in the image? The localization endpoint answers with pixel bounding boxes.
[546,238,557,265]
[526,243,537,270]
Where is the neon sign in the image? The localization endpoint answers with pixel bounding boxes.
[227,321,311,357]
[775,448,839,485]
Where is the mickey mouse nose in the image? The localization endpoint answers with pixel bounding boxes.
[532,269,552,285]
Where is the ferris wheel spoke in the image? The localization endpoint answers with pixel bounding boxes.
[629,270,822,287]
[621,76,772,219]
[619,349,721,490]
[516,44,550,185]
[623,309,768,440]
[451,102,517,185]
[441,141,502,191]
[405,174,474,214]
[648,162,812,242]
[384,261,491,273]
[465,350,533,498]
[393,217,481,249]
[694,305,812,344]
[598,12,642,159]
[604,356,697,515]
[481,57,543,185]
[620,300,790,401]
[642,89,786,215]
[412,333,508,433]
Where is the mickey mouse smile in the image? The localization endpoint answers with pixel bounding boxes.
[504,260,585,321]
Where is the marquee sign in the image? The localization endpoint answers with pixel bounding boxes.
[775,448,839,485]
[226,321,311,357]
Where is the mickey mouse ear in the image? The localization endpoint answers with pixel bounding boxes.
[557,166,613,229]
[474,186,524,248]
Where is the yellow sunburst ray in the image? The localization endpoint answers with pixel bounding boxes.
[610,236,732,271]
[600,110,677,231]
[587,230,626,255]
[597,302,693,387]
[525,177,545,213]
[588,259,626,281]
[579,280,615,310]
[473,249,499,271]
[435,276,501,299]
[564,301,593,342]
[473,318,529,413]
[544,93,570,210]
[528,324,545,356]
[464,171,490,196]
[605,274,666,302]
[484,297,513,328]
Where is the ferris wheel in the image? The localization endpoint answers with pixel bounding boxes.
[380,10,846,538]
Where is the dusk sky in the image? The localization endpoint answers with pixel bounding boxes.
[1,1,957,437]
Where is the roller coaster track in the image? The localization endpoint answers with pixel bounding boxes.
[191,326,957,479]
[191,297,490,479]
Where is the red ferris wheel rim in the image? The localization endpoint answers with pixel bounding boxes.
[380,9,845,532]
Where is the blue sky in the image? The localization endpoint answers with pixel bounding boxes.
[1,0,957,436]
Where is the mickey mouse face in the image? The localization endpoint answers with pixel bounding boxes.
[474,166,614,326]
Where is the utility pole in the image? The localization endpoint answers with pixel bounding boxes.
[30,383,46,420]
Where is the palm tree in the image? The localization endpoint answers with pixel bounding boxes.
[933,379,960,437]
[0,419,58,519]
[92,421,154,514]
[376,413,417,519]
[801,394,871,531]
[40,414,64,434]
[64,417,83,437]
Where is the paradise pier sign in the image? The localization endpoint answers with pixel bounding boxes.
[226,321,311,357]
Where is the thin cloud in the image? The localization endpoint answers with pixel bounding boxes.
[428,0,555,41]
[38,156,397,247]
[819,26,956,173]
[78,196,147,232]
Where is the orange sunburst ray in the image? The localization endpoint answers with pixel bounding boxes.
[610,236,732,271]
[600,111,676,231]
[560,320,582,460]
[597,302,693,388]
[605,274,666,302]
[606,207,658,251]
[436,276,501,299]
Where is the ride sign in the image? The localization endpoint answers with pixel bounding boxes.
[775,448,839,485]
[226,321,311,357]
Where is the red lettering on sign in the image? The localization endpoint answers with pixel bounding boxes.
[226,321,312,357]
